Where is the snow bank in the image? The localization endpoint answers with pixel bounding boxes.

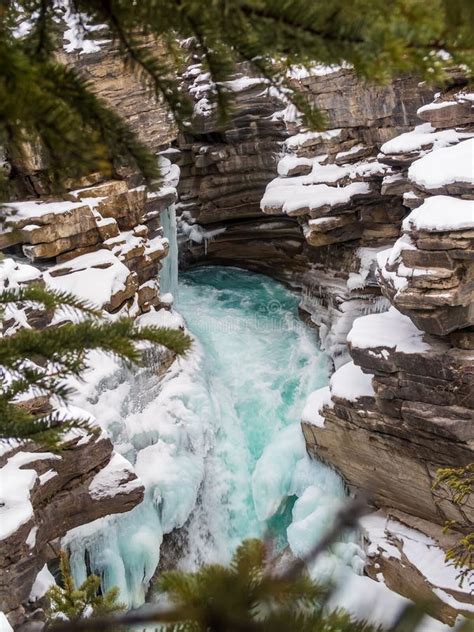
[285,129,343,151]
[0,258,41,289]
[362,513,474,615]
[380,123,469,155]
[5,199,86,221]
[44,249,130,308]
[301,386,332,427]
[0,451,59,540]
[408,138,474,190]
[330,361,374,401]
[29,564,56,601]
[0,613,13,632]
[402,195,474,233]
[261,181,370,215]
[88,453,142,500]
[348,307,430,353]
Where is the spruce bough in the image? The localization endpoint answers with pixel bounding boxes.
[0,283,192,447]
[1,0,473,194]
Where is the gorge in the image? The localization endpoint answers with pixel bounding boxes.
[0,24,473,632]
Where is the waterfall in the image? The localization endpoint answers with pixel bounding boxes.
[159,204,179,300]
[64,267,362,608]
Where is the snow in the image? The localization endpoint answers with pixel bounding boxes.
[29,564,55,601]
[328,573,457,631]
[330,361,374,401]
[0,451,58,540]
[301,386,332,427]
[261,181,371,215]
[88,453,142,500]
[178,218,227,246]
[39,469,58,485]
[137,307,185,331]
[347,246,387,291]
[26,526,38,548]
[347,307,431,354]
[277,155,313,177]
[361,513,474,614]
[417,101,457,114]
[222,77,264,92]
[0,258,41,290]
[385,234,416,266]
[62,4,108,54]
[457,92,474,103]
[285,129,343,151]
[287,63,343,79]
[44,249,130,308]
[0,613,12,632]
[402,196,474,233]
[272,160,351,187]
[5,199,86,221]
[380,123,471,155]
[408,139,474,190]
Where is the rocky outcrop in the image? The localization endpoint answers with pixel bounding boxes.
[301,86,474,621]
[1,173,177,316]
[175,66,439,365]
[174,61,308,279]
[0,433,144,628]
[303,309,473,526]
[376,92,474,337]
[64,38,176,158]
[0,36,183,629]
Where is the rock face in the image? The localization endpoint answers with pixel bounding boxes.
[1,175,176,316]
[175,65,473,620]
[174,61,308,279]
[176,65,435,365]
[64,38,176,157]
[0,37,182,628]
[301,86,474,621]
[0,434,144,627]
[303,310,473,525]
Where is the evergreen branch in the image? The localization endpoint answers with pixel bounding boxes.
[0,283,101,316]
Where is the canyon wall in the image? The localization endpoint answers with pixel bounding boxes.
[1,31,473,627]
[0,37,179,628]
[173,64,474,621]
[175,63,437,365]
[296,91,474,620]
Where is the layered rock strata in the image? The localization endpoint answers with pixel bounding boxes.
[176,65,435,365]
[0,35,182,627]
[0,432,144,628]
[301,88,474,621]
[175,61,307,278]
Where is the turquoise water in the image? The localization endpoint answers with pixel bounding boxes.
[175,266,332,565]
[67,265,349,606]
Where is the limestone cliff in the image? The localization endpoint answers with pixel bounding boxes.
[173,64,473,621]
[300,88,474,621]
[0,433,144,628]
[0,36,181,629]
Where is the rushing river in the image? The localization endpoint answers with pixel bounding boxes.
[67,266,360,608]
[175,267,333,563]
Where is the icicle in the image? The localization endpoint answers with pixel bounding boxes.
[159,204,179,300]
